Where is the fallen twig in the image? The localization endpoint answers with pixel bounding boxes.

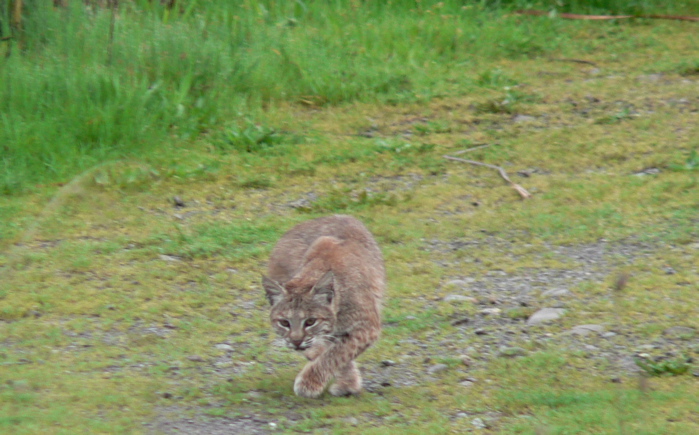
[452,143,495,155]
[443,155,532,199]
[548,57,598,67]
[515,10,699,22]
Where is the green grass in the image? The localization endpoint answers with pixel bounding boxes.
[2,0,699,433]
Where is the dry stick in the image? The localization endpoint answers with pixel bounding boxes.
[451,143,495,155]
[548,57,598,67]
[443,155,532,199]
[515,9,699,22]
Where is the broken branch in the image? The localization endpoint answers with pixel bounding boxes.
[515,10,699,22]
[443,155,532,200]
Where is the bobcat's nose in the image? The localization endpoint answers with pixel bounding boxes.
[291,339,304,350]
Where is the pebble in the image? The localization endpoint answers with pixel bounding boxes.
[460,381,475,387]
[344,417,359,426]
[513,114,536,123]
[159,254,182,262]
[472,417,487,429]
[427,364,449,375]
[527,308,566,325]
[456,412,469,418]
[186,355,204,362]
[459,355,473,366]
[567,324,605,336]
[381,360,396,367]
[215,344,234,351]
[479,308,502,316]
[602,332,617,338]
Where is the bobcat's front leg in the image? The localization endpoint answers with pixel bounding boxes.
[329,361,361,396]
[294,327,378,398]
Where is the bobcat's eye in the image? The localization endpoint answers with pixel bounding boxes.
[304,318,317,328]
[278,320,290,328]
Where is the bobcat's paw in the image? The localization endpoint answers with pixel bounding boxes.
[294,369,325,398]
[329,381,362,397]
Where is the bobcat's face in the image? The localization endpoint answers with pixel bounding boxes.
[270,296,335,351]
[263,271,337,351]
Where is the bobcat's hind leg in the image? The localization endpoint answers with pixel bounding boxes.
[329,361,362,396]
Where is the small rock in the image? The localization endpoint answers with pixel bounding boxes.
[459,380,475,387]
[472,417,487,429]
[513,114,536,123]
[474,329,487,335]
[633,168,661,177]
[451,317,470,326]
[602,332,617,338]
[541,288,570,298]
[248,391,263,399]
[381,360,396,367]
[567,324,605,336]
[527,308,566,325]
[268,422,277,429]
[159,254,181,262]
[479,308,501,316]
[173,196,186,207]
[498,347,527,358]
[215,344,234,351]
[663,326,696,339]
[664,267,677,275]
[456,412,469,418]
[187,355,204,362]
[344,417,359,426]
[380,380,392,387]
[637,73,663,82]
[427,364,449,375]
[443,294,476,303]
[406,316,417,320]
[459,355,473,366]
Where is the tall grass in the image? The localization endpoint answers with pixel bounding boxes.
[1,0,697,195]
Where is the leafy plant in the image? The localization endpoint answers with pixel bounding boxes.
[635,356,692,377]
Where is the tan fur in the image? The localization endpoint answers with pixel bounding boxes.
[262,215,385,398]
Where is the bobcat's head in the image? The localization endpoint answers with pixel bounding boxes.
[262,271,336,351]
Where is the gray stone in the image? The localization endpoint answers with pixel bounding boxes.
[215,344,234,351]
[159,254,182,262]
[513,115,536,123]
[567,324,605,336]
[602,332,617,338]
[527,308,566,325]
[479,308,501,316]
[427,363,449,375]
[460,381,475,387]
[472,417,487,429]
[186,355,204,362]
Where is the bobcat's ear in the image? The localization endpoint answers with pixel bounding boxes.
[262,275,286,306]
[311,271,334,305]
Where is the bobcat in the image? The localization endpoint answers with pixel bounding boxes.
[262,215,385,398]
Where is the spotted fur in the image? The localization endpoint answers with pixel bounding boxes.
[262,215,385,398]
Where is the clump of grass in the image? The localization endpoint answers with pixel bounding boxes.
[635,356,692,377]
[301,189,403,214]
[669,149,699,172]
